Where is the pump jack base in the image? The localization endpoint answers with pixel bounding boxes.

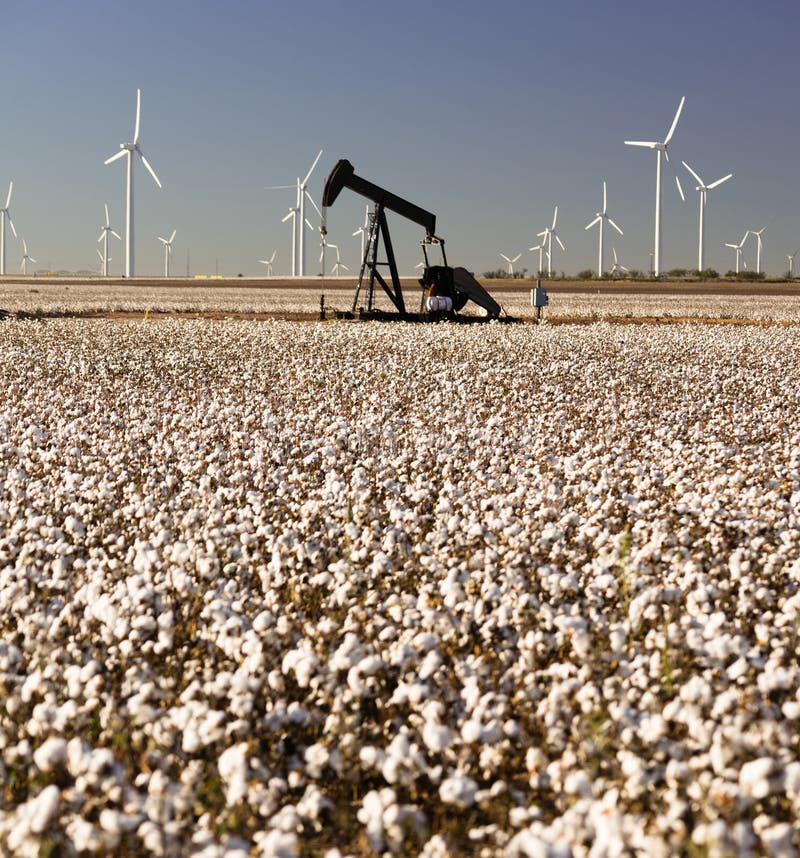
[332,308,517,324]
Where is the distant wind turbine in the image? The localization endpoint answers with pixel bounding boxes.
[158,229,176,277]
[610,247,628,277]
[625,96,686,276]
[20,239,36,275]
[585,181,623,277]
[98,204,121,277]
[104,88,162,277]
[750,226,767,274]
[724,231,749,274]
[267,150,323,277]
[537,206,565,278]
[786,248,799,278]
[528,243,544,276]
[352,205,370,264]
[499,252,522,276]
[682,160,732,271]
[330,244,349,276]
[0,182,17,276]
[259,251,276,276]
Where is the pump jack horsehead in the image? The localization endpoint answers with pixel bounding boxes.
[320,159,501,320]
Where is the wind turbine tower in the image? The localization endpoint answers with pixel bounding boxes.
[585,181,624,276]
[0,182,17,276]
[158,229,176,277]
[625,96,686,276]
[682,161,732,271]
[104,88,162,277]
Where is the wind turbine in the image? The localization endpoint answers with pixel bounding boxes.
[786,248,799,278]
[98,204,121,277]
[499,252,522,276]
[20,239,36,276]
[330,244,349,276]
[724,231,749,274]
[353,205,370,263]
[97,249,110,274]
[158,229,176,277]
[104,88,162,277]
[259,251,276,276]
[537,207,565,278]
[681,161,732,272]
[0,182,17,276]
[625,96,686,276]
[750,227,766,274]
[266,150,323,277]
[610,247,628,277]
[585,181,624,276]
[528,243,544,276]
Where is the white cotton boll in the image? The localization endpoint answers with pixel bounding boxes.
[28,784,61,833]
[462,720,482,744]
[254,830,298,858]
[33,737,68,772]
[218,743,249,804]
[64,515,86,538]
[304,743,330,778]
[740,757,777,799]
[439,775,478,808]
[422,721,452,753]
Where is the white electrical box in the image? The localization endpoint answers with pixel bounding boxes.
[531,286,549,308]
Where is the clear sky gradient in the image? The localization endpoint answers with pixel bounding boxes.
[4,0,799,277]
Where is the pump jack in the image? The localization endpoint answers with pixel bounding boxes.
[321,159,501,320]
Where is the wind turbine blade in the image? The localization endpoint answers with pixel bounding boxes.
[603,181,607,213]
[352,228,361,236]
[500,254,510,263]
[512,254,521,263]
[552,206,558,229]
[169,229,176,243]
[613,248,618,263]
[537,230,547,238]
[5,182,12,209]
[29,257,37,264]
[304,218,314,231]
[664,151,685,200]
[98,249,104,261]
[585,216,601,230]
[529,245,541,252]
[8,218,16,238]
[158,237,168,245]
[624,141,658,148]
[282,210,294,223]
[265,184,296,190]
[22,239,27,254]
[139,152,162,188]
[724,243,737,249]
[111,230,121,240]
[104,149,127,165]
[707,173,733,190]
[302,149,323,186]
[340,263,349,271]
[98,231,106,243]
[304,190,322,219]
[664,95,685,144]
[681,160,703,187]
[555,235,565,252]
[134,88,141,144]
[608,218,624,236]
[269,250,276,263]
[105,203,110,226]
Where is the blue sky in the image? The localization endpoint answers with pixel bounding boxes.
[4,0,799,277]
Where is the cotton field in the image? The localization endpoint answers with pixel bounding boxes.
[1,317,800,857]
